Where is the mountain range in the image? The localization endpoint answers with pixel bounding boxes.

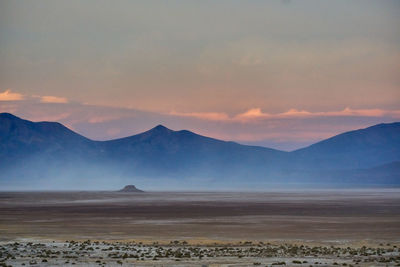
[1,112,399,190]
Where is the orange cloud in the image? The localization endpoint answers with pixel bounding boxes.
[330,107,388,117]
[0,89,24,101]
[169,111,229,121]
[235,107,400,121]
[279,109,313,117]
[234,108,269,119]
[40,95,68,103]
[233,108,314,121]
[170,107,400,123]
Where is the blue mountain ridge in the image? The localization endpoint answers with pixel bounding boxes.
[1,113,399,189]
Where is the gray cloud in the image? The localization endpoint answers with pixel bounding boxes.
[0,0,399,114]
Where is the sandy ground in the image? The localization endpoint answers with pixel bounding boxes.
[1,239,399,266]
[0,190,400,266]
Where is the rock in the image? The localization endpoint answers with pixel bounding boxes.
[118,185,144,192]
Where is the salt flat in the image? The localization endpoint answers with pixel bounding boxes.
[0,190,399,244]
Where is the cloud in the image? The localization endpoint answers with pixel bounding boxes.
[167,107,400,124]
[0,89,69,104]
[40,95,68,103]
[235,108,329,120]
[166,107,400,124]
[234,108,270,120]
[329,107,397,117]
[0,89,24,101]
[234,107,400,121]
[169,111,229,121]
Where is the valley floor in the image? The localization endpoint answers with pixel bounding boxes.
[0,190,399,266]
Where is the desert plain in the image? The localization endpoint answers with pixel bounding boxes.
[0,189,399,266]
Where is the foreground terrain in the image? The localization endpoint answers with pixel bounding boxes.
[1,239,400,266]
[0,190,399,266]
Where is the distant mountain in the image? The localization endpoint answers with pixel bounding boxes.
[0,113,106,185]
[0,113,97,166]
[0,113,399,189]
[0,113,90,151]
[273,161,400,186]
[348,161,400,184]
[101,124,286,177]
[292,122,400,170]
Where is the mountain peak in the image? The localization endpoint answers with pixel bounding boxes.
[0,112,21,120]
[149,124,172,132]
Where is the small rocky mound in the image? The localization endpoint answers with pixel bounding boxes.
[118,185,144,193]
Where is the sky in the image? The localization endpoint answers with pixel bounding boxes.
[0,0,399,150]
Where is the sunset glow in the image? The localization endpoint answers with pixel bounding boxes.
[0,0,399,150]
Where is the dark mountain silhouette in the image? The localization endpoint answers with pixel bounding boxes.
[0,113,90,152]
[292,122,400,170]
[0,113,102,179]
[0,113,97,159]
[0,113,399,189]
[101,124,286,177]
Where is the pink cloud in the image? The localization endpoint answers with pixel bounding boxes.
[40,95,68,103]
[168,107,400,123]
[233,108,318,121]
[0,89,24,101]
[234,108,269,120]
[331,107,387,117]
[169,111,229,121]
[234,107,400,121]
[279,109,313,117]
